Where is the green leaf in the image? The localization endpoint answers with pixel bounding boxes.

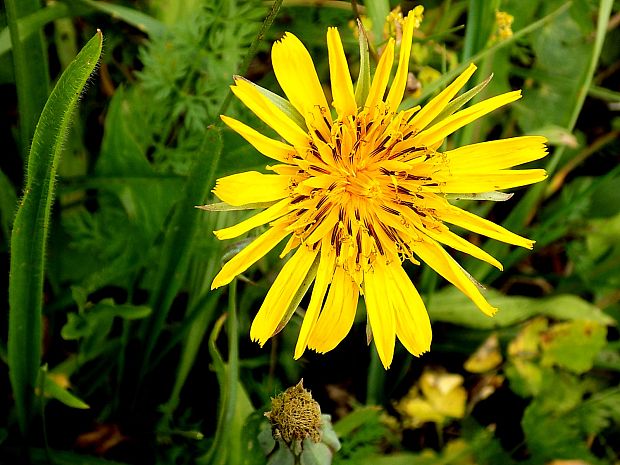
[268,445,295,465]
[0,3,84,57]
[8,30,102,436]
[196,201,278,212]
[521,372,600,465]
[76,0,166,36]
[61,300,151,341]
[0,168,17,241]
[428,73,493,126]
[364,0,389,48]
[38,367,89,410]
[300,440,332,465]
[235,75,306,130]
[333,406,382,437]
[446,191,513,202]
[428,288,615,329]
[139,127,223,372]
[354,20,371,108]
[540,320,607,374]
[5,0,50,157]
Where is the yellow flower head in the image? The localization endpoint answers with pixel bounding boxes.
[210,12,548,369]
[494,11,514,40]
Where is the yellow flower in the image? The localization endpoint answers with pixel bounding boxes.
[396,370,467,428]
[494,11,514,40]
[210,12,548,369]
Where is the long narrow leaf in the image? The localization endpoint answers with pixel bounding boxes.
[139,127,223,373]
[8,31,103,436]
[5,0,50,157]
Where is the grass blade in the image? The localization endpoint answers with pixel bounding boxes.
[5,0,50,157]
[469,0,615,282]
[407,2,571,108]
[75,0,166,37]
[8,31,103,437]
[139,127,223,373]
[138,0,284,379]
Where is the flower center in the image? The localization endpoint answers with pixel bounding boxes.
[345,170,382,199]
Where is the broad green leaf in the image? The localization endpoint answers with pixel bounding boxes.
[540,320,607,374]
[428,288,615,329]
[300,441,332,465]
[8,30,102,435]
[505,359,544,397]
[268,445,295,465]
[521,372,597,464]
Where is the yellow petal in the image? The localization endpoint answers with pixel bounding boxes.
[385,11,416,112]
[327,27,357,117]
[214,199,290,240]
[231,78,310,147]
[220,115,296,163]
[250,245,319,345]
[364,263,396,368]
[211,226,289,289]
[443,204,534,249]
[419,226,503,270]
[295,241,335,359]
[435,169,548,193]
[446,136,548,171]
[213,171,291,206]
[388,263,432,356]
[408,63,477,132]
[412,237,497,316]
[365,39,394,110]
[412,90,521,147]
[307,266,359,353]
[271,33,330,121]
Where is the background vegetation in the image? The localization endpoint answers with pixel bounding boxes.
[1,0,619,464]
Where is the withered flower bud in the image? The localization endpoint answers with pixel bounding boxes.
[265,379,322,445]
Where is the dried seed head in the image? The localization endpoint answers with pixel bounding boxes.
[265,380,322,445]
